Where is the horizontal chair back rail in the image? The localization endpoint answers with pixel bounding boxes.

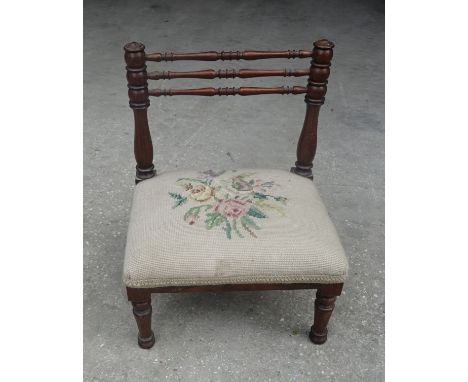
[146,49,313,62]
[124,39,335,181]
[147,68,310,80]
[148,86,307,97]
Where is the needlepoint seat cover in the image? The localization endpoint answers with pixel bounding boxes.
[124,169,348,288]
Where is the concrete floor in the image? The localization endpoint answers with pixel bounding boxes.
[84,0,384,380]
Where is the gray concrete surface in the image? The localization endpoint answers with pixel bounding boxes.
[84,0,384,380]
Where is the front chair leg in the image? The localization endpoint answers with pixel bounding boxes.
[309,285,341,344]
[131,299,155,349]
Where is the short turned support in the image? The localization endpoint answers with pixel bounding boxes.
[309,286,338,344]
[132,300,155,349]
[291,39,334,180]
[124,42,156,183]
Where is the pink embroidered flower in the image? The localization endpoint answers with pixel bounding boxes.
[215,199,249,219]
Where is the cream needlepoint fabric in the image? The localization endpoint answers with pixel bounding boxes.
[124,169,348,287]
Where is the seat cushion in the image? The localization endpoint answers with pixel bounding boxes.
[124,169,348,288]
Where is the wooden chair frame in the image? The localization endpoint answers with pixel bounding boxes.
[124,39,343,349]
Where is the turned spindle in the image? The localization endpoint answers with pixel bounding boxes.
[148,86,307,97]
[124,42,156,183]
[145,49,314,62]
[291,39,334,179]
[147,68,310,80]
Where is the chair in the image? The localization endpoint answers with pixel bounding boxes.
[123,39,348,349]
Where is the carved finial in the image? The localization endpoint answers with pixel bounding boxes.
[313,39,335,50]
[124,42,149,110]
[304,39,334,105]
[124,41,145,53]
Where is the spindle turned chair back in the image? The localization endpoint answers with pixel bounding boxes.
[124,39,335,182]
[123,39,345,349]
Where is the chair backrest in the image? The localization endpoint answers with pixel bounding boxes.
[124,39,335,183]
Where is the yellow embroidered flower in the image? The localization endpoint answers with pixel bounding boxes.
[188,184,213,202]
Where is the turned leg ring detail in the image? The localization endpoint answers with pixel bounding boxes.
[132,300,155,349]
[310,291,337,345]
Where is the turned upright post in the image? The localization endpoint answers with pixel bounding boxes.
[124,42,156,183]
[291,39,334,179]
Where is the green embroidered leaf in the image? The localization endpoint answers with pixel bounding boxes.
[232,219,244,238]
[184,205,212,220]
[173,198,187,208]
[241,220,258,238]
[255,200,285,216]
[253,192,287,204]
[168,192,187,209]
[253,192,268,200]
[205,213,226,229]
[184,206,201,220]
[274,196,288,204]
[223,220,232,239]
[241,215,260,230]
[176,177,209,185]
[248,205,267,219]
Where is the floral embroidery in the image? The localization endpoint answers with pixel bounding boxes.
[168,170,288,239]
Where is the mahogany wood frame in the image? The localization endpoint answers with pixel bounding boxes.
[124,39,342,349]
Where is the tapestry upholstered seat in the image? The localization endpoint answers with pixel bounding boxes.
[124,169,348,288]
[123,39,348,349]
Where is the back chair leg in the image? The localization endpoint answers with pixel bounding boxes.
[309,284,342,344]
[131,297,155,349]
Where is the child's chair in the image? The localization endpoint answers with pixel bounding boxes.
[123,39,348,349]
